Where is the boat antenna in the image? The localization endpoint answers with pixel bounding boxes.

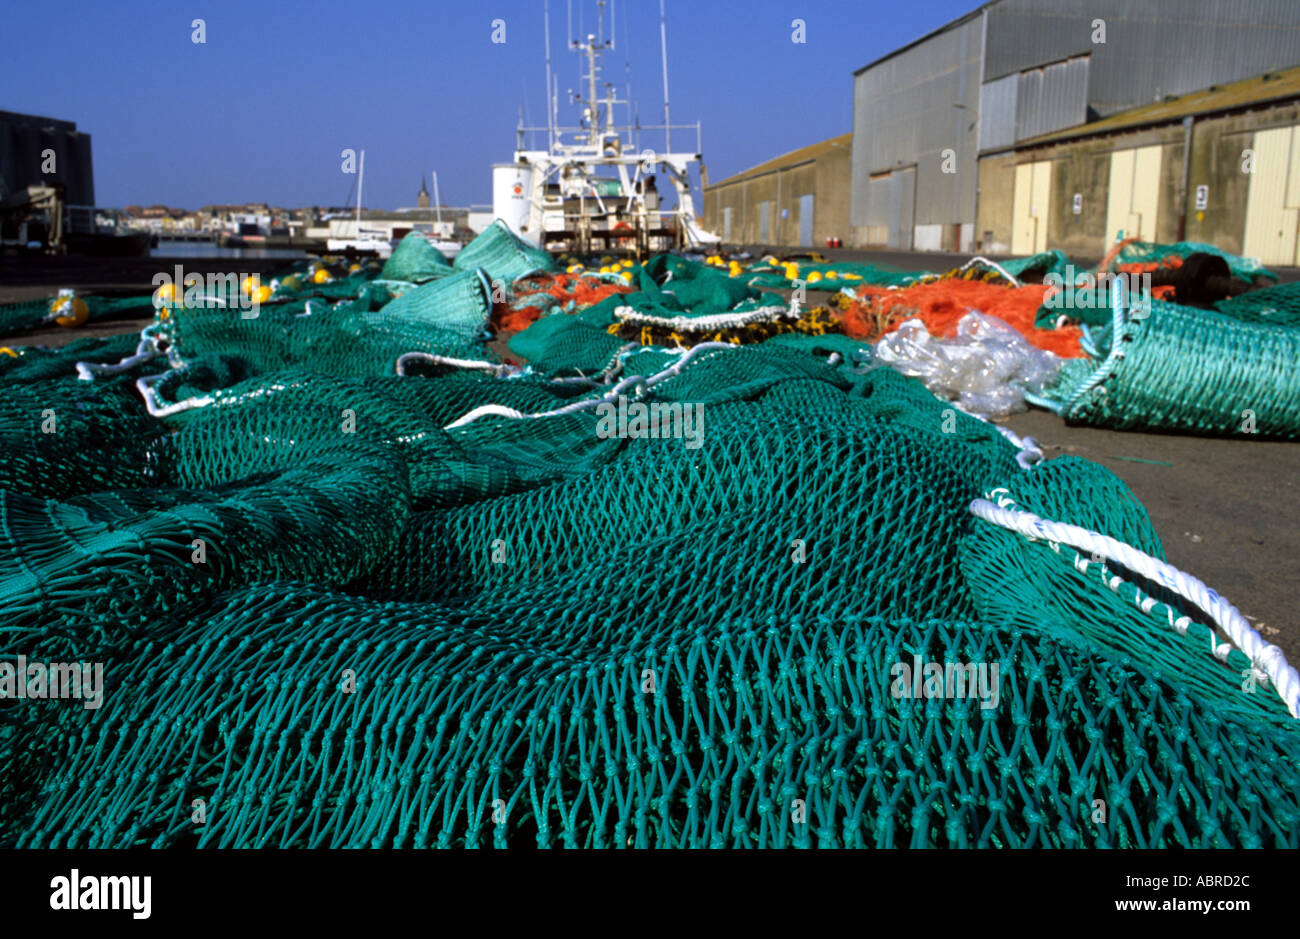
[622,0,632,126]
[355,149,364,234]
[544,0,555,150]
[659,0,671,153]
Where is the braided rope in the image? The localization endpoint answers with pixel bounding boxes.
[613,303,792,332]
[970,490,1300,719]
[444,342,735,429]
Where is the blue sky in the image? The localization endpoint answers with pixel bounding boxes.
[4,0,979,209]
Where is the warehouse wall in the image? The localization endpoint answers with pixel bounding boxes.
[978,125,1184,258]
[977,99,1300,260]
[1185,101,1300,256]
[850,13,983,241]
[703,140,852,248]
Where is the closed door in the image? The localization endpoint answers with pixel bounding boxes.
[798,194,814,246]
[1242,125,1300,266]
[722,206,732,240]
[1011,160,1052,255]
[888,167,916,250]
[1105,145,1162,249]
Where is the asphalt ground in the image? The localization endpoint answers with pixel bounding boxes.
[1,249,1296,668]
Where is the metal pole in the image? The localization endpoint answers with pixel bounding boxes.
[356,149,364,236]
[660,0,670,153]
[545,0,554,150]
[433,172,443,228]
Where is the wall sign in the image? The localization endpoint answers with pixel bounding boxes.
[1072,193,1082,215]
[1195,185,1209,211]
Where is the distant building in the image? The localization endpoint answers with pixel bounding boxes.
[702,134,852,248]
[0,110,94,205]
[417,178,430,209]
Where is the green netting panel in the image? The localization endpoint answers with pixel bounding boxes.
[1214,281,1300,326]
[1032,298,1300,436]
[0,375,165,499]
[453,219,558,283]
[1107,240,1278,283]
[998,250,1070,282]
[3,355,1298,846]
[7,585,1297,849]
[378,269,493,339]
[159,289,494,379]
[380,231,454,283]
[0,333,143,383]
[507,312,626,374]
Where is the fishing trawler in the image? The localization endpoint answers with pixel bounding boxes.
[492,0,718,257]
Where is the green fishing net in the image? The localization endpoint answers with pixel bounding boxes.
[2,234,1298,848]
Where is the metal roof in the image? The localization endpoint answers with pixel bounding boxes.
[704,134,853,190]
[1013,64,1300,148]
[852,1,998,76]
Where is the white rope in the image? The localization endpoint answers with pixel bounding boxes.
[613,303,791,332]
[969,491,1300,719]
[135,373,215,418]
[76,334,161,381]
[444,342,735,429]
[395,352,520,378]
[958,256,1022,287]
[992,424,1044,470]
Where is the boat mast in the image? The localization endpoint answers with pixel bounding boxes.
[659,0,670,153]
[356,149,365,236]
[433,171,443,228]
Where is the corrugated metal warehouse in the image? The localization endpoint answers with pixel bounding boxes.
[0,111,94,205]
[849,0,1300,254]
[702,134,852,248]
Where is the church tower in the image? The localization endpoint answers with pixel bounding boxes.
[417,177,430,209]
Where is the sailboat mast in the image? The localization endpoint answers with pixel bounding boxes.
[433,172,443,228]
[356,149,365,235]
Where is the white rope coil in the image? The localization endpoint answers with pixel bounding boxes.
[969,491,1300,719]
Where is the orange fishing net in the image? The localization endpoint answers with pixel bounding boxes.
[491,273,635,336]
[839,280,1085,358]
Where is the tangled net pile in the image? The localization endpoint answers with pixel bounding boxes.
[2,224,1299,848]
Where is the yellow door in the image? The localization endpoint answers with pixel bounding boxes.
[1011,160,1052,254]
[1243,125,1300,266]
[1105,145,1162,249]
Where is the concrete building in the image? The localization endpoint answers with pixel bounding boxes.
[702,134,852,248]
[978,66,1300,264]
[849,0,1300,252]
[0,110,94,205]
